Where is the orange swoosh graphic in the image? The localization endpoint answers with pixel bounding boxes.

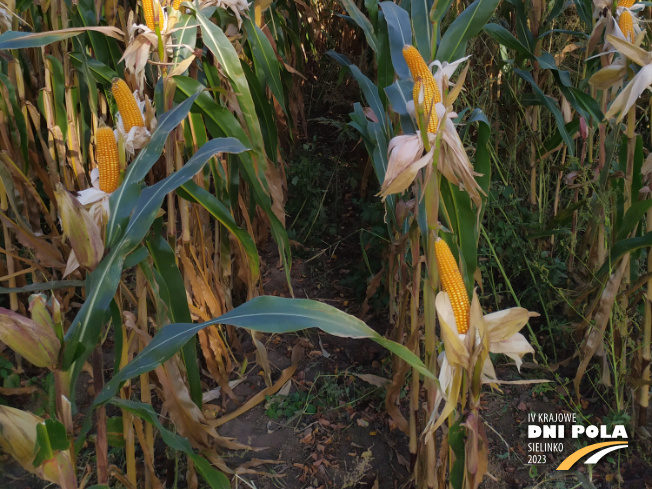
[556,441,628,470]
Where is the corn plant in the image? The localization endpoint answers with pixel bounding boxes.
[484,0,652,431]
[328,0,545,487]
[0,0,320,486]
[579,1,651,425]
[0,2,439,487]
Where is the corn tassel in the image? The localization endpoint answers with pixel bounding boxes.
[402,45,440,134]
[618,10,635,42]
[96,127,120,193]
[142,0,165,31]
[434,238,470,334]
[111,78,144,133]
[618,0,636,8]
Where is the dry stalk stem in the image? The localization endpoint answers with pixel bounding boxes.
[551,145,566,247]
[574,256,630,401]
[642,203,652,426]
[641,103,652,426]
[0,180,17,311]
[423,158,440,489]
[409,231,421,459]
[137,268,154,489]
[119,311,137,487]
[92,347,108,485]
[615,104,638,408]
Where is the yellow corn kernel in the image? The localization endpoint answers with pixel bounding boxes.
[618,10,634,42]
[173,0,181,9]
[96,127,120,193]
[402,45,440,134]
[111,78,144,133]
[142,0,165,31]
[618,0,635,8]
[434,238,470,334]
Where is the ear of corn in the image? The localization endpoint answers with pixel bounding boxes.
[96,127,120,193]
[142,0,165,32]
[618,0,636,8]
[402,45,440,134]
[172,0,181,9]
[111,78,144,133]
[618,10,635,42]
[434,238,470,334]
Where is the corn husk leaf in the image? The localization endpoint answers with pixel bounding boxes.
[379,134,432,199]
[489,333,535,371]
[0,308,59,369]
[437,108,484,207]
[589,60,628,90]
[55,183,104,270]
[484,307,537,343]
[607,34,651,67]
[0,406,76,489]
[28,294,55,332]
[444,62,469,107]
[606,63,652,121]
[436,291,470,367]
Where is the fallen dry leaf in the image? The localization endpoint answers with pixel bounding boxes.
[353,373,391,388]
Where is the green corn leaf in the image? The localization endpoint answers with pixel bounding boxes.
[573,0,593,29]
[45,56,69,140]
[34,420,68,467]
[596,231,652,282]
[146,231,202,408]
[340,0,378,53]
[195,8,267,166]
[469,109,491,215]
[505,0,535,52]
[449,419,466,489]
[69,54,119,85]
[95,296,434,406]
[70,39,99,120]
[379,1,412,80]
[63,137,249,398]
[543,0,568,26]
[178,181,260,282]
[483,24,534,58]
[243,17,287,113]
[439,181,478,295]
[0,281,85,294]
[542,119,580,153]
[174,75,292,290]
[514,68,574,155]
[105,90,202,248]
[368,121,390,182]
[437,0,500,62]
[172,14,199,65]
[327,50,386,127]
[109,399,230,489]
[376,12,393,103]
[365,0,379,27]
[242,61,279,163]
[617,200,652,242]
[431,0,454,24]
[385,79,415,133]
[193,14,293,287]
[0,26,123,49]
[411,0,434,59]
[0,74,28,163]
